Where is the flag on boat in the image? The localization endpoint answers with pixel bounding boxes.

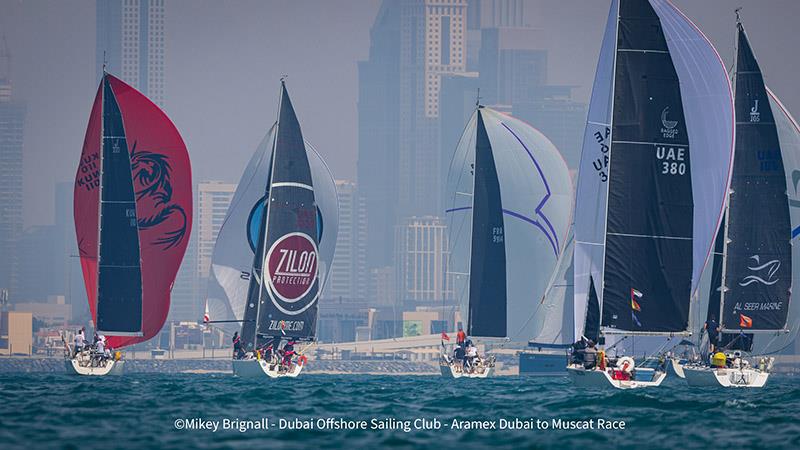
[203,300,210,324]
[630,288,643,312]
[740,314,753,328]
[441,332,450,341]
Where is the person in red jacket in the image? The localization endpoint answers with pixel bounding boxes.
[456,326,467,349]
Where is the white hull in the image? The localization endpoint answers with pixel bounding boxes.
[669,358,687,379]
[232,358,305,378]
[683,365,769,388]
[567,364,666,389]
[65,358,124,376]
[439,361,494,379]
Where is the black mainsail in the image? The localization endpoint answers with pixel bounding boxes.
[601,0,693,333]
[717,21,791,333]
[241,82,321,350]
[96,75,143,336]
[467,109,507,338]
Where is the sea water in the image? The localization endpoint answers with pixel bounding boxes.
[1,372,798,449]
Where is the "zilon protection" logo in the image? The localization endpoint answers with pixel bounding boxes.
[264,232,319,315]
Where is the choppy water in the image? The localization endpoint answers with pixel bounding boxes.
[1,372,798,449]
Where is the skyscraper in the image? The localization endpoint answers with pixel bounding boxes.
[0,36,24,301]
[358,0,468,271]
[325,180,368,303]
[394,216,452,308]
[96,0,167,106]
[168,181,234,322]
[196,182,236,280]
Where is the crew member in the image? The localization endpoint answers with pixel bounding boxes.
[456,326,467,349]
[232,332,244,359]
[704,315,720,353]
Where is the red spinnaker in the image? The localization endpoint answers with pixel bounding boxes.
[74,75,192,349]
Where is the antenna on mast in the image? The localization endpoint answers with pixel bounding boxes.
[102,51,108,74]
[475,88,482,108]
[735,7,742,25]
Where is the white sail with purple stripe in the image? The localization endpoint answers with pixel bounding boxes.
[446,107,573,340]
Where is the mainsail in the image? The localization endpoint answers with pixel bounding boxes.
[206,127,337,328]
[717,22,792,334]
[446,107,573,340]
[215,82,334,351]
[574,0,734,337]
[74,73,192,348]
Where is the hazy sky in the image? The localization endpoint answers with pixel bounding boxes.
[2,0,799,227]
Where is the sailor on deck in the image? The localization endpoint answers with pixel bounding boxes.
[73,328,86,356]
[456,327,467,349]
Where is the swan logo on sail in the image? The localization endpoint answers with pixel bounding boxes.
[738,255,780,286]
[660,107,679,139]
[265,232,319,306]
[130,145,189,250]
[750,99,761,123]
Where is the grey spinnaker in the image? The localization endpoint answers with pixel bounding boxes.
[96,76,143,336]
[446,107,573,341]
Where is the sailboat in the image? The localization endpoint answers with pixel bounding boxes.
[442,106,573,378]
[569,0,735,389]
[70,72,192,375]
[216,80,337,379]
[683,14,800,388]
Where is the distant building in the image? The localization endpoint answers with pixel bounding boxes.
[513,87,586,169]
[96,0,167,106]
[394,216,452,308]
[325,181,368,303]
[196,182,236,279]
[167,181,234,322]
[0,36,25,301]
[14,225,60,302]
[359,0,468,271]
[14,296,72,326]
[0,310,32,355]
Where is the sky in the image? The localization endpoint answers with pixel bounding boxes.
[2,0,799,227]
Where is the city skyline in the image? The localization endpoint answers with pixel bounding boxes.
[4,1,799,228]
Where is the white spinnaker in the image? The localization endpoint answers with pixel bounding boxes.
[530,229,574,345]
[207,125,338,321]
[652,0,735,302]
[446,108,573,340]
[573,0,617,342]
[750,89,800,354]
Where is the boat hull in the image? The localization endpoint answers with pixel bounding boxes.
[519,351,567,376]
[232,358,305,378]
[683,365,769,388]
[65,358,124,376]
[567,364,666,389]
[439,360,494,378]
